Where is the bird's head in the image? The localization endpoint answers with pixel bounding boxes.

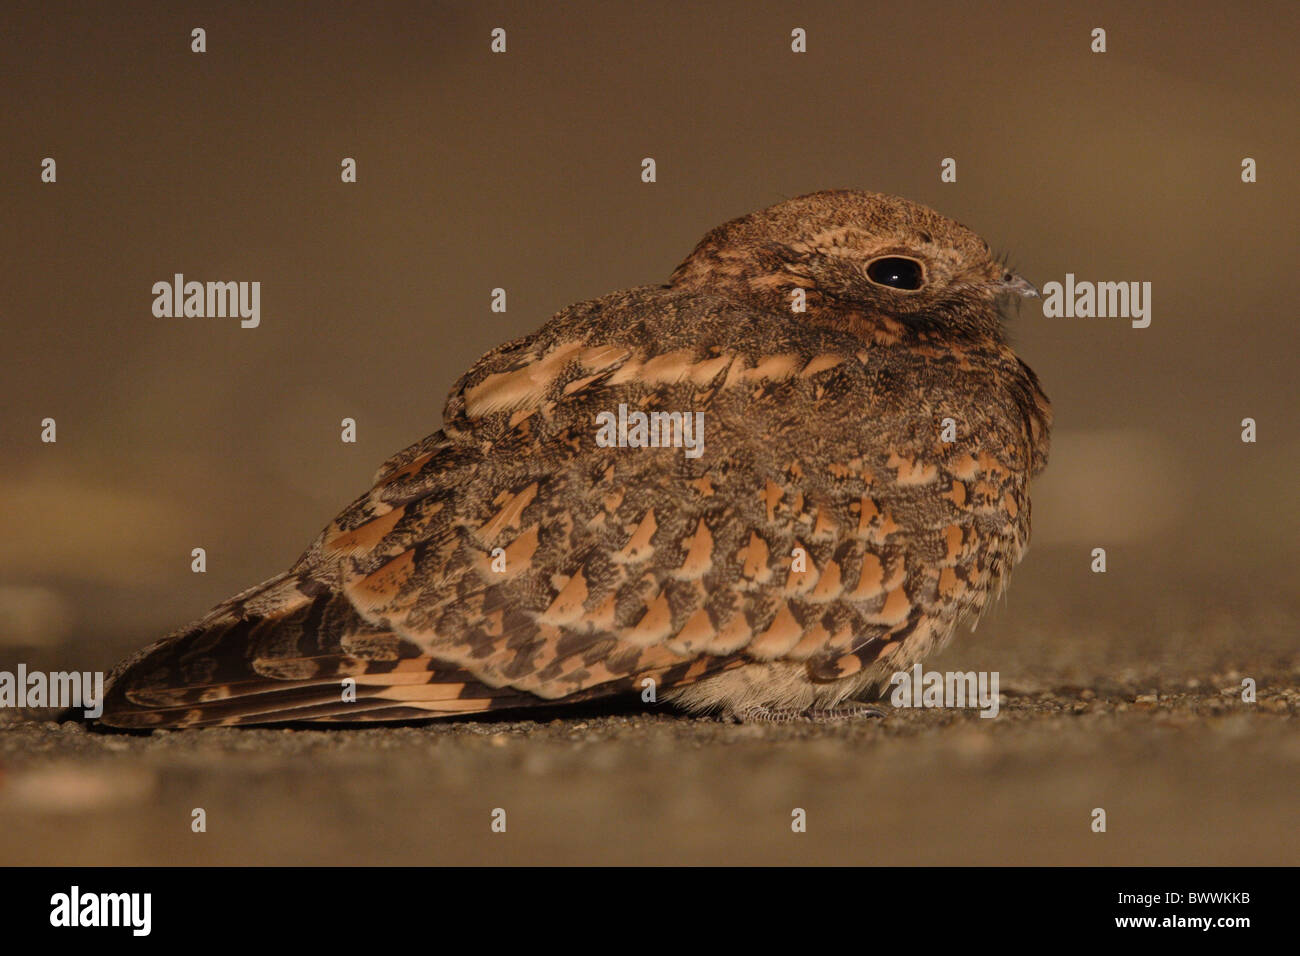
[668,189,1036,345]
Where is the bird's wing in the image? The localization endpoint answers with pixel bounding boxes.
[101,300,1033,727]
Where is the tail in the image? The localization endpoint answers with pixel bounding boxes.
[97,572,538,728]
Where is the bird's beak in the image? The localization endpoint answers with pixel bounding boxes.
[996,272,1040,298]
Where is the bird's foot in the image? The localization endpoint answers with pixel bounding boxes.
[730,703,887,723]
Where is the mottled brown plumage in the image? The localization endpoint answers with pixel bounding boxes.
[99,189,1051,728]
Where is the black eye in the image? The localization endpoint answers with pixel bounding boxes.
[866,257,924,291]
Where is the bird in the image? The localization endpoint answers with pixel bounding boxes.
[98,189,1051,728]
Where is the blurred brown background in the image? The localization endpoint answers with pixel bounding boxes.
[0,1,1296,866]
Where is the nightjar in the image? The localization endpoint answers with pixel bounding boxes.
[99,189,1051,727]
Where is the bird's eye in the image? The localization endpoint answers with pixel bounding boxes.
[866,257,924,291]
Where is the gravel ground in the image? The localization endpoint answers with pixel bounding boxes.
[1,672,1295,866]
